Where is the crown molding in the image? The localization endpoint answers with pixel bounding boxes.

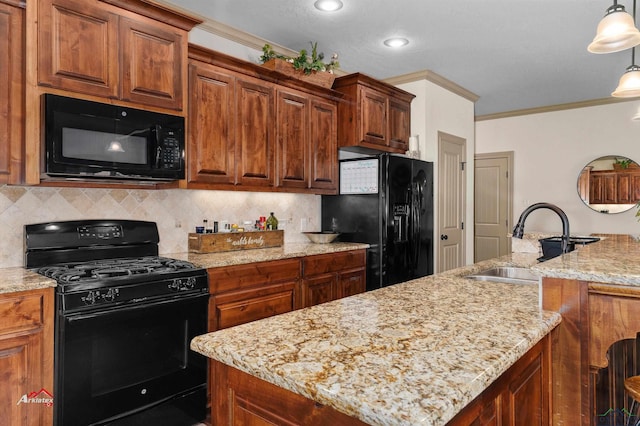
[475,97,637,121]
[383,70,479,103]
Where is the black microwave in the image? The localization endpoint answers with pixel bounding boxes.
[43,94,185,181]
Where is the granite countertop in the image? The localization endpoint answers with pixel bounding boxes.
[166,241,369,269]
[533,233,640,285]
[191,253,561,426]
[0,242,368,295]
[0,267,57,295]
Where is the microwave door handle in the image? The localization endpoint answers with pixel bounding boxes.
[153,126,162,167]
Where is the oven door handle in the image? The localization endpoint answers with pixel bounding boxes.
[65,292,208,322]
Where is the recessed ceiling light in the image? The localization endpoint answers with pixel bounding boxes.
[383,37,409,48]
[314,0,343,12]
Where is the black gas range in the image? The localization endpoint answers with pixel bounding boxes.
[25,220,208,426]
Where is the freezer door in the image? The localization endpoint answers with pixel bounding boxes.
[384,155,433,286]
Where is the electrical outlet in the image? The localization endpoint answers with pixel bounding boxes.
[300,218,307,232]
[174,220,182,228]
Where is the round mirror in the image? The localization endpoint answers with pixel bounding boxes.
[577,155,639,214]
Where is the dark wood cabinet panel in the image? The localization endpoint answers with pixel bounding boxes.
[38,0,119,98]
[0,1,23,184]
[302,273,335,307]
[212,282,296,330]
[361,87,387,146]
[236,78,274,187]
[276,90,309,189]
[0,289,54,426]
[338,268,366,299]
[120,17,184,110]
[589,172,617,204]
[187,63,236,185]
[309,98,338,191]
[388,96,411,151]
[589,169,640,204]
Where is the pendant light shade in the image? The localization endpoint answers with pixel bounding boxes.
[612,64,640,96]
[588,2,640,53]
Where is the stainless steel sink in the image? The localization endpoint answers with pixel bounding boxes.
[465,267,540,285]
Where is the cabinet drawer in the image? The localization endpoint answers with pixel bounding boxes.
[0,293,44,334]
[208,259,300,293]
[302,250,366,276]
[212,282,296,330]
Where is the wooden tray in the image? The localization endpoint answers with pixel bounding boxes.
[188,230,284,253]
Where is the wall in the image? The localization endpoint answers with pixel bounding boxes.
[0,185,318,268]
[475,100,640,235]
[396,79,476,268]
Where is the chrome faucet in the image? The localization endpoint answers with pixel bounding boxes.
[512,202,571,253]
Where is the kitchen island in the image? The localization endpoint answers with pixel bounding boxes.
[191,253,561,425]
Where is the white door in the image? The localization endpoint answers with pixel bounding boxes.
[437,132,466,272]
[474,152,513,262]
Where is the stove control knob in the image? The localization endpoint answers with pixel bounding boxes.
[184,277,196,290]
[81,290,101,305]
[168,277,197,291]
[103,288,120,302]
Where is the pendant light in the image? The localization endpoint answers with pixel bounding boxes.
[588,0,640,53]
[613,0,640,97]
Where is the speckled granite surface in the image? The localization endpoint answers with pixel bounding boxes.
[533,233,640,285]
[191,254,560,426]
[166,242,369,269]
[0,267,56,294]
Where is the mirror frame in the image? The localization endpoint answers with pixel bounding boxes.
[577,155,639,214]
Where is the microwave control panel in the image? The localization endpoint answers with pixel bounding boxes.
[157,129,183,170]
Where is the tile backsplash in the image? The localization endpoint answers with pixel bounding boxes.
[0,185,320,268]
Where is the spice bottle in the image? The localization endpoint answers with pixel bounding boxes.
[266,212,278,230]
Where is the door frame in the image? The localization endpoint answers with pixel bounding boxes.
[474,151,514,260]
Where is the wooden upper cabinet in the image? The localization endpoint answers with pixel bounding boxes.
[38,0,119,98]
[360,87,387,146]
[589,169,640,204]
[36,0,194,110]
[334,73,415,154]
[187,62,236,185]
[0,1,24,184]
[119,17,184,110]
[187,46,340,194]
[590,172,617,204]
[309,98,338,191]
[276,89,309,190]
[236,77,274,187]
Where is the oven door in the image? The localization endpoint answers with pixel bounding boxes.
[54,293,208,426]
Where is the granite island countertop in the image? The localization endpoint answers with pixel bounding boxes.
[0,267,56,295]
[533,233,640,285]
[191,253,561,426]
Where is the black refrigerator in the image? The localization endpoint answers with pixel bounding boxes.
[321,154,433,291]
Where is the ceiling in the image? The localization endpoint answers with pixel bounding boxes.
[162,0,638,117]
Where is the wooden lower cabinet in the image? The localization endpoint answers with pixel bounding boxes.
[208,258,300,331]
[301,250,366,308]
[0,288,54,426]
[211,335,550,426]
[541,278,640,425]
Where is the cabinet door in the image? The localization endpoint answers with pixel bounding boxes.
[302,273,335,307]
[187,62,236,185]
[276,89,309,189]
[38,0,118,98]
[212,282,296,330]
[360,87,387,146]
[631,173,640,203]
[388,97,411,151]
[617,173,632,204]
[590,173,617,204]
[120,17,184,110]
[0,1,23,184]
[0,289,54,426]
[338,268,366,299]
[309,97,338,191]
[501,352,545,425]
[236,78,274,187]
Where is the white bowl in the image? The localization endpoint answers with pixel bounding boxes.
[303,232,340,244]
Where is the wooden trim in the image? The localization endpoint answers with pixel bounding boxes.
[475,97,636,121]
[383,69,479,103]
[99,0,202,30]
